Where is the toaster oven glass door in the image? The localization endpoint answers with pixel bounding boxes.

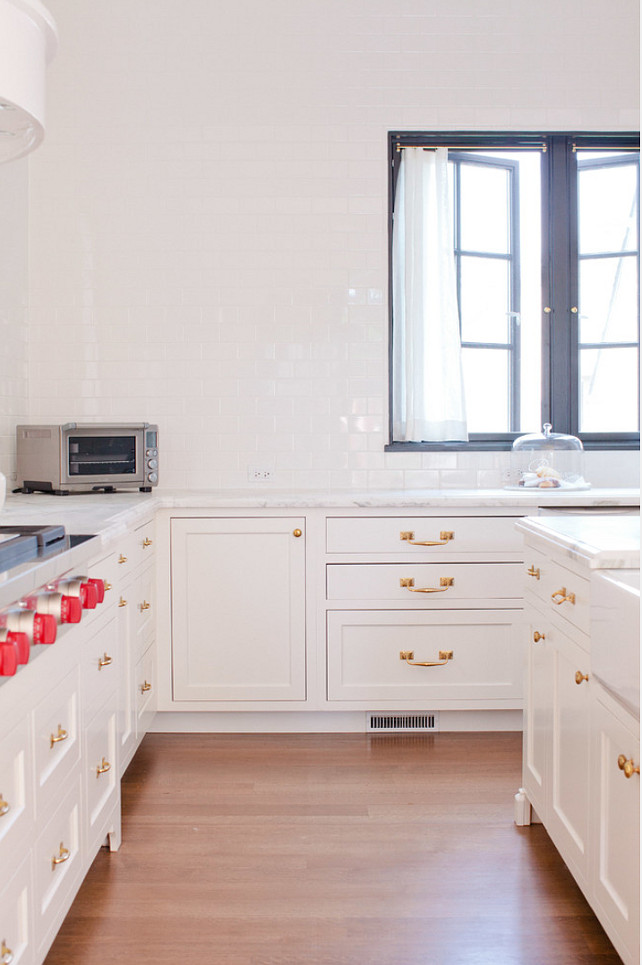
[65,432,140,481]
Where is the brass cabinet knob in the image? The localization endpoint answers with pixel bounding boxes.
[98,653,113,669]
[293,529,302,538]
[1,939,14,963]
[0,794,10,817]
[118,554,128,564]
[574,671,589,685]
[96,757,111,777]
[527,565,540,580]
[533,631,546,643]
[103,581,112,592]
[50,724,69,748]
[618,755,640,779]
[139,601,151,611]
[141,680,152,693]
[52,841,71,869]
[142,537,153,547]
[118,597,128,608]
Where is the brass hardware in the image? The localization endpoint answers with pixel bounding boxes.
[142,537,153,547]
[400,530,454,546]
[552,587,575,605]
[533,631,546,643]
[399,649,453,667]
[141,680,152,693]
[618,755,640,779]
[50,724,69,748]
[98,653,113,669]
[575,671,589,685]
[399,577,454,593]
[571,306,578,313]
[293,529,302,538]
[118,597,128,608]
[544,306,552,314]
[52,842,70,869]
[0,795,9,817]
[1,940,13,964]
[527,565,540,580]
[104,581,112,591]
[140,601,151,611]
[96,757,111,777]
[118,554,128,564]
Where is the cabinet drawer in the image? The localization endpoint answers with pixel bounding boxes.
[326,515,523,556]
[131,519,156,571]
[33,668,80,819]
[34,777,82,958]
[81,615,119,717]
[327,610,522,702]
[133,563,155,662]
[327,562,522,605]
[0,720,33,869]
[0,855,33,965]
[135,644,156,738]
[84,697,119,857]
[524,552,590,636]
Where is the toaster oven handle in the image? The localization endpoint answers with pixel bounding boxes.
[62,423,151,430]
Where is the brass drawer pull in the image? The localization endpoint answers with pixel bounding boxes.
[140,601,151,611]
[400,530,454,546]
[618,755,640,779]
[552,587,575,605]
[98,653,113,669]
[96,757,111,777]
[104,581,112,591]
[50,724,69,748]
[140,680,152,693]
[52,841,71,869]
[575,671,589,685]
[533,631,546,643]
[118,597,128,608]
[1,939,14,964]
[0,795,10,817]
[143,537,153,547]
[400,649,453,667]
[118,554,128,564]
[400,577,454,593]
[527,565,540,580]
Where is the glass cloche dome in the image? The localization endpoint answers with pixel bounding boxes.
[506,423,590,490]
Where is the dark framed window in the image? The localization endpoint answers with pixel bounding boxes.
[387,131,640,451]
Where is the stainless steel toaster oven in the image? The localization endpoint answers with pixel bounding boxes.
[16,423,159,494]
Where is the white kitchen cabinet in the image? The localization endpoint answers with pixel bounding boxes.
[0,856,34,965]
[171,517,306,701]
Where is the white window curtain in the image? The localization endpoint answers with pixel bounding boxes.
[392,146,468,442]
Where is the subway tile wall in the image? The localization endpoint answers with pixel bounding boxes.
[9,0,642,488]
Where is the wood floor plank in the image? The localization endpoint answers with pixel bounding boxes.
[44,732,622,965]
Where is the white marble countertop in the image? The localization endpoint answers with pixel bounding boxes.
[516,514,640,570]
[0,486,637,608]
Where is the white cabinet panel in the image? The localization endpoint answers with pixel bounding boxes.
[0,855,33,965]
[326,515,523,556]
[327,561,521,604]
[171,518,306,701]
[33,668,80,820]
[0,719,33,870]
[83,698,119,857]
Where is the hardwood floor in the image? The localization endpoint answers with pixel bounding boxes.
[45,732,621,965]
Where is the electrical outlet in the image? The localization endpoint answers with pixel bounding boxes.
[248,466,273,482]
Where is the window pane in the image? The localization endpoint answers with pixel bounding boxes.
[579,255,639,344]
[578,158,639,255]
[462,348,510,432]
[460,256,510,344]
[579,347,640,432]
[459,162,510,254]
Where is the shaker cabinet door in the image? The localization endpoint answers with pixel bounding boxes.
[171,517,306,701]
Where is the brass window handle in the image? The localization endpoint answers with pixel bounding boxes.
[400,649,453,667]
[96,757,111,777]
[575,671,589,685]
[98,653,113,669]
[50,724,69,748]
[400,530,454,546]
[618,755,640,779]
[552,587,575,605]
[52,841,71,869]
[0,795,9,817]
[527,565,540,580]
[141,680,152,693]
[400,577,454,593]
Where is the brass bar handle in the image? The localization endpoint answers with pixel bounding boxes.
[400,577,454,593]
[1,940,14,964]
[142,537,153,547]
[533,631,546,642]
[400,530,454,547]
[552,587,575,605]
[618,755,640,779]
[0,795,10,817]
[118,597,128,608]
[98,653,113,669]
[141,680,152,693]
[96,757,111,777]
[575,671,589,685]
[140,601,151,611]
[400,649,453,668]
[527,565,540,580]
[50,724,69,748]
[52,842,71,869]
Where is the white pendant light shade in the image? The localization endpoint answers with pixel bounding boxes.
[0,0,57,163]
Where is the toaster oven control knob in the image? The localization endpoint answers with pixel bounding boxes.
[87,578,105,604]
[0,638,18,676]
[147,458,158,470]
[0,629,29,665]
[148,472,158,484]
[79,581,98,609]
[34,612,57,644]
[61,595,82,624]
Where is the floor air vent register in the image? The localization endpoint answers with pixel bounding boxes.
[367,713,439,733]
